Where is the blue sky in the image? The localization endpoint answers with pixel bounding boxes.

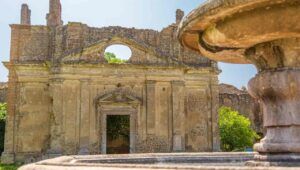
[0,0,257,88]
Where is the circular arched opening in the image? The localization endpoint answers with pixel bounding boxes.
[104,44,132,64]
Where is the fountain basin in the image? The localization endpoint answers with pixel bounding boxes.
[19,153,300,170]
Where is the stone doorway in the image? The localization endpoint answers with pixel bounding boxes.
[97,90,140,154]
[106,115,130,154]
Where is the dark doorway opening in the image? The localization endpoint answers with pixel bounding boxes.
[106,115,130,154]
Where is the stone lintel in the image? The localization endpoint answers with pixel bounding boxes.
[146,80,157,85]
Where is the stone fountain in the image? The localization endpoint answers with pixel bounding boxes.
[178,0,300,166]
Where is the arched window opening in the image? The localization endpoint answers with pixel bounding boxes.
[104,44,132,64]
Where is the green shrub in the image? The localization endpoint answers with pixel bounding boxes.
[0,103,7,154]
[218,106,259,151]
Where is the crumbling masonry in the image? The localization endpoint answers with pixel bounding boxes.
[2,1,220,163]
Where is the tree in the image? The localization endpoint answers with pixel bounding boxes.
[107,115,130,141]
[104,52,127,64]
[0,103,7,153]
[218,106,259,151]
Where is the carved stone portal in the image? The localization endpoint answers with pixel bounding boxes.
[96,90,139,154]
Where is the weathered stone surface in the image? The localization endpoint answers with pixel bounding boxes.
[219,84,263,134]
[0,82,7,103]
[249,69,300,153]
[178,0,300,166]
[19,152,300,170]
[20,4,31,25]
[46,0,63,27]
[2,1,220,163]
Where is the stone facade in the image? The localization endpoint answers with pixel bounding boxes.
[0,83,7,103]
[2,1,220,163]
[219,84,263,134]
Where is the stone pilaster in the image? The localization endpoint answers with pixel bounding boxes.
[78,79,91,155]
[47,78,64,156]
[171,81,185,152]
[63,80,80,155]
[146,80,156,135]
[1,68,17,164]
[210,76,220,152]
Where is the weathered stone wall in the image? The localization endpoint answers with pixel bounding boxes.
[0,83,7,103]
[47,0,63,27]
[13,20,213,67]
[4,64,219,163]
[2,1,220,163]
[219,84,264,134]
[20,4,31,25]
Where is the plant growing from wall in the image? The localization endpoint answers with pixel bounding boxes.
[0,103,7,153]
[104,52,127,64]
[218,106,259,151]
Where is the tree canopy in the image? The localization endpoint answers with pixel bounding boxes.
[218,106,259,151]
[104,52,127,64]
[0,103,6,121]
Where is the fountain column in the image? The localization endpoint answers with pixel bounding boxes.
[178,0,300,166]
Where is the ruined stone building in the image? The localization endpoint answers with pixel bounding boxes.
[219,84,264,134]
[2,1,220,163]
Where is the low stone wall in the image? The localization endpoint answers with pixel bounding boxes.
[219,84,264,134]
[0,82,7,103]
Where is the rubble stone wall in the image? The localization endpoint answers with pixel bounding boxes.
[219,84,264,134]
[3,2,220,163]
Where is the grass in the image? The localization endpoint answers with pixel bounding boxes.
[0,164,19,170]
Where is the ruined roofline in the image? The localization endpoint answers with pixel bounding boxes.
[219,83,248,95]
[21,4,31,25]
[10,3,214,69]
[65,22,160,34]
[16,0,184,33]
[47,0,63,27]
[12,16,180,35]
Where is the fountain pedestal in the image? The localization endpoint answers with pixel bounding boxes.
[247,68,300,166]
[178,0,300,166]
